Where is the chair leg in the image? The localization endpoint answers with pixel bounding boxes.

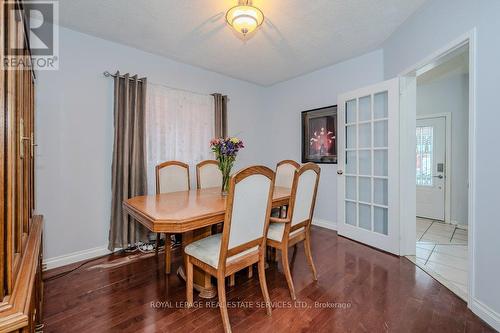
[258,257,272,316]
[229,274,235,287]
[281,245,296,300]
[186,257,193,307]
[155,233,161,255]
[304,231,318,281]
[165,233,171,274]
[217,275,232,333]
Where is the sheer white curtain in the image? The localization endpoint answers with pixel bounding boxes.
[145,83,215,193]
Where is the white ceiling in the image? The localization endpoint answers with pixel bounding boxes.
[58,0,428,86]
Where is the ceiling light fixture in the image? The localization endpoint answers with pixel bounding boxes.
[225,0,264,37]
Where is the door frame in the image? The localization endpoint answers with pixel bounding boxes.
[416,113,452,224]
[399,29,476,307]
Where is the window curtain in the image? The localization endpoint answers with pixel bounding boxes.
[108,72,149,251]
[145,84,215,193]
[213,93,228,138]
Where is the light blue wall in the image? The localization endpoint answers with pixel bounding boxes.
[383,0,500,327]
[36,26,268,261]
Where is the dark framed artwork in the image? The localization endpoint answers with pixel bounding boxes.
[301,105,337,164]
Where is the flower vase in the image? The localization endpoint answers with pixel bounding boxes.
[221,168,231,196]
[210,137,244,196]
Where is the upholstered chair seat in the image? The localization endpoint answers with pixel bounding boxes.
[185,234,258,268]
[267,223,305,242]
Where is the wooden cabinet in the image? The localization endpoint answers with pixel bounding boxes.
[0,1,43,332]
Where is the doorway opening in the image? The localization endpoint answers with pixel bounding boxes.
[409,45,470,301]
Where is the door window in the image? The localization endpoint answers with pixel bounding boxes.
[416,126,433,186]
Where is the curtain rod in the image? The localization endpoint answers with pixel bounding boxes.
[103,71,214,97]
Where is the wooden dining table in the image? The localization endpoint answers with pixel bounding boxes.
[123,186,291,298]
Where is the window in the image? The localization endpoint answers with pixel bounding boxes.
[145,83,215,193]
[416,126,433,186]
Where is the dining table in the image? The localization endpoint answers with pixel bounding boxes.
[123,186,291,298]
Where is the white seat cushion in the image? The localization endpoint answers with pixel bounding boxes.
[267,223,305,242]
[184,234,258,268]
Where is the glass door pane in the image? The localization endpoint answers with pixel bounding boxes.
[344,91,389,235]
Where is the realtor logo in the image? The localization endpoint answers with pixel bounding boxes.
[4,1,59,70]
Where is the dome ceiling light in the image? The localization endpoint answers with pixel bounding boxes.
[225,0,264,37]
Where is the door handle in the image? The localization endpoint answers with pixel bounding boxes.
[337,170,344,175]
[433,175,444,179]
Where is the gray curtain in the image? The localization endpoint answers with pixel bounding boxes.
[108,72,148,251]
[213,93,228,138]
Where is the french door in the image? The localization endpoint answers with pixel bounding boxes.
[337,79,400,255]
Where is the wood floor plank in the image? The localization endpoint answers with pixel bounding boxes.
[42,227,494,332]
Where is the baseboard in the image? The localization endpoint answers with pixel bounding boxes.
[470,298,500,331]
[312,218,337,231]
[451,220,468,230]
[43,245,112,271]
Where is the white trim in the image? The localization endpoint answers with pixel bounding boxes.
[399,76,417,256]
[467,28,477,312]
[398,28,478,314]
[416,113,452,224]
[470,298,500,332]
[399,31,472,77]
[451,220,468,230]
[312,218,337,231]
[43,245,112,271]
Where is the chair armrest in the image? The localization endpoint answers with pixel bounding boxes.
[269,217,290,224]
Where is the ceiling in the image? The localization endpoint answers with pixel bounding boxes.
[58,0,428,86]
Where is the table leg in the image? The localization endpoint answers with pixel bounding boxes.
[177,227,217,299]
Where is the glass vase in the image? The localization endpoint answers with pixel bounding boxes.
[219,156,234,196]
[221,168,231,196]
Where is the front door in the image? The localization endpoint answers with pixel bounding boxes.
[416,116,446,221]
[337,78,400,255]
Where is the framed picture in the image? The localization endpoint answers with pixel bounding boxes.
[301,105,337,164]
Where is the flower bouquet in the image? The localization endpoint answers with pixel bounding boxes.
[210,137,245,195]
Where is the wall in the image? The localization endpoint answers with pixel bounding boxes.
[265,50,384,228]
[417,69,469,226]
[36,26,268,265]
[382,0,500,328]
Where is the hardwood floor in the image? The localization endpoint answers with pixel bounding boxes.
[42,227,493,332]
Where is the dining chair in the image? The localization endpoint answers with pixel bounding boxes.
[275,159,301,188]
[196,159,246,285]
[185,166,274,333]
[156,160,190,274]
[196,160,222,189]
[274,160,300,217]
[267,162,320,300]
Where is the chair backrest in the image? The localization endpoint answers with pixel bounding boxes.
[156,161,190,194]
[196,160,222,189]
[219,166,275,267]
[275,160,300,188]
[288,163,321,227]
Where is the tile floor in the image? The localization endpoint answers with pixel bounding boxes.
[409,218,468,300]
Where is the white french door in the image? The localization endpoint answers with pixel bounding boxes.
[337,78,400,255]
